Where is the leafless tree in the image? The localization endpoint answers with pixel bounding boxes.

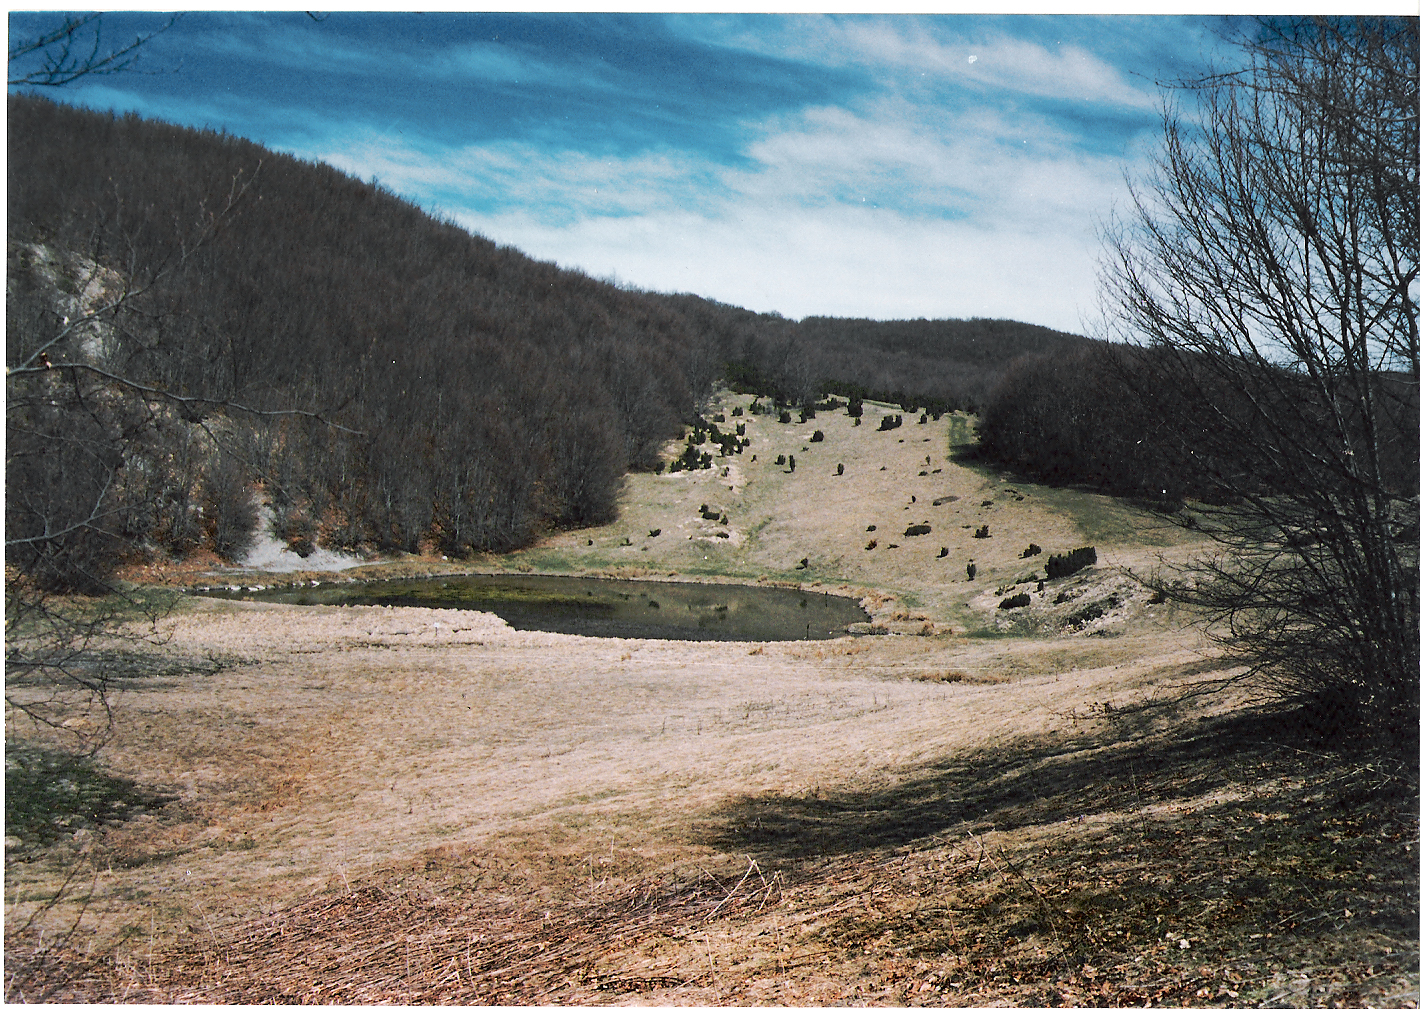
[5,169,261,750]
[1100,17,1418,739]
[8,13,179,88]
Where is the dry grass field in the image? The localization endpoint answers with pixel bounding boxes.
[6,393,1417,1005]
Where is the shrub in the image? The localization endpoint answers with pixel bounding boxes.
[966,562,977,580]
[204,454,258,562]
[904,524,931,536]
[999,593,1031,610]
[1046,546,1097,580]
[973,525,990,539]
[778,410,792,424]
[810,430,824,442]
[1021,543,1042,558]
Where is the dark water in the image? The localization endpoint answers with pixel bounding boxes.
[209,574,870,641]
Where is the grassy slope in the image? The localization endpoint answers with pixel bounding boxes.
[501,390,1202,637]
[5,392,1416,1006]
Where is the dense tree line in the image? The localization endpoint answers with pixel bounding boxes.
[974,324,1416,508]
[709,312,1090,415]
[7,95,714,576]
[7,94,1107,586]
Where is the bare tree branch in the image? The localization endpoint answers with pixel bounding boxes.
[1100,16,1418,740]
[8,13,180,88]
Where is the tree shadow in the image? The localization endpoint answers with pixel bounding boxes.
[4,743,178,852]
[703,706,1404,866]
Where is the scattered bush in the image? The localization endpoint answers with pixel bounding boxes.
[973,525,991,539]
[1021,543,1042,558]
[1046,546,1097,580]
[866,539,877,550]
[904,524,931,536]
[966,562,977,580]
[810,430,824,442]
[836,463,844,476]
[998,593,1031,610]
[779,410,792,424]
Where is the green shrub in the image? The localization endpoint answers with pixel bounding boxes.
[1046,546,1097,580]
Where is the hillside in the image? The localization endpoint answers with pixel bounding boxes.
[6,389,1416,1005]
[8,94,1093,590]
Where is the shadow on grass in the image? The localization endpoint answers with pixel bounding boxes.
[4,743,176,852]
[706,706,1413,866]
[705,704,1418,995]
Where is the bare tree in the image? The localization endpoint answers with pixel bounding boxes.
[5,171,260,750]
[1100,17,1418,740]
[8,13,179,88]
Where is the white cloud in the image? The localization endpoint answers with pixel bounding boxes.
[452,200,1100,332]
[65,14,1162,334]
[303,79,1142,332]
[680,16,1160,110]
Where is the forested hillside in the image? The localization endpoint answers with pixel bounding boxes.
[7,95,1090,582]
[9,95,728,566]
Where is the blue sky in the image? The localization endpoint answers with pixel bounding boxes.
[6,12,1289,332]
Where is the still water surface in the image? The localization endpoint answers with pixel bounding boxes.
[214,574,869,641]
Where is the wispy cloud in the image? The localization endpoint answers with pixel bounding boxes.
[21,12,1205,331]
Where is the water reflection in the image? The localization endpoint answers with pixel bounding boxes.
[210,574,869,641]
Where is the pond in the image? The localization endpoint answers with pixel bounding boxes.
[207,574,871,642]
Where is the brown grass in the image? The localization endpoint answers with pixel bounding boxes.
[6,392,1417,1005]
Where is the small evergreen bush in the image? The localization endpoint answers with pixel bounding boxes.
[1046,546,1097,580]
